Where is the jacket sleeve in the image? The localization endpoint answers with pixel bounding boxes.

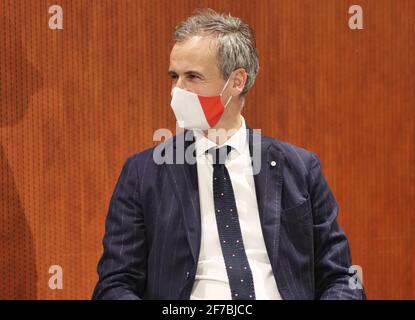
[309,153,366,300]
[92,155,147,300]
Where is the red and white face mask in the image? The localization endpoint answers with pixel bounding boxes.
[170,76,233,130]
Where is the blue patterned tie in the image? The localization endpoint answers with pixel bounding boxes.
[207,146,256,300]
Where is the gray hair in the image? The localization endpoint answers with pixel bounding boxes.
[173,8,260,97]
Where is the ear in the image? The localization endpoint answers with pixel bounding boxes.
[230,68,248,97]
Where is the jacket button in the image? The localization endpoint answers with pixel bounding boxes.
[185,271,190,280]
[270,160,277,167]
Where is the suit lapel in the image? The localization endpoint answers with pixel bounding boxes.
[247,125,285,272]
[165,130,201,264]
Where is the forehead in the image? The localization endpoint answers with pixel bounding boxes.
[169,35,219,74]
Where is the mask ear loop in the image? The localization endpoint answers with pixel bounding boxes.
[220,74,232,96]
[223,95,232,109]
[220,74,233,109]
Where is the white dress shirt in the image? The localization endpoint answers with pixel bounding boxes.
[190,115,282,300]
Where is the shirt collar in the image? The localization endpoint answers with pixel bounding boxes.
[193,115,248,159]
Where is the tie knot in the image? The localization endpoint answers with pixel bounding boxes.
[206,145,232,165]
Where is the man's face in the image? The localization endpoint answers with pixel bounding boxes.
[169,35,228,97]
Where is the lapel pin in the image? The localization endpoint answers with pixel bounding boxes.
[270,160,277,167]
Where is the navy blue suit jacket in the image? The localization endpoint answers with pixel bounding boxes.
[92,126,365,300]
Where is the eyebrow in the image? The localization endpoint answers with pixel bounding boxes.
[168,70,205,78]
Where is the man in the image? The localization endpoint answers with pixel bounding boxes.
[92,9,365,300]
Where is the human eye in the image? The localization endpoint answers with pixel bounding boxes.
[169,73,178,80]
[187,74,200,80]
